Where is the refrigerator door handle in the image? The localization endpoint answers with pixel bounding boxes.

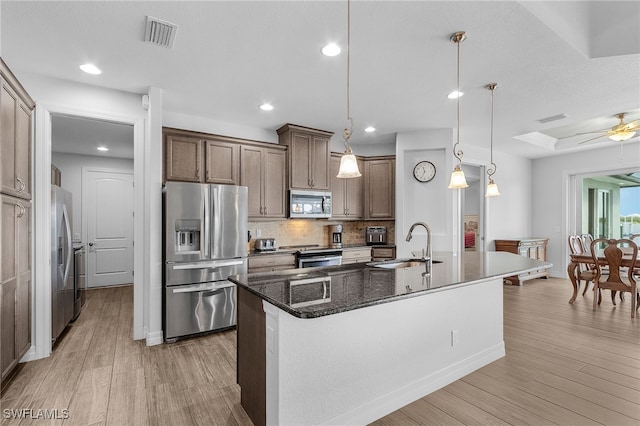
[203,185,210,258]
[62,204,72,286]
[171,280,235,293]
[170,259,244,270]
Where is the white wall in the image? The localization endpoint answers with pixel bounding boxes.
[394,129,532,257]
[51,153,134,241]
[532,142,640,278]
[15,71,148,359]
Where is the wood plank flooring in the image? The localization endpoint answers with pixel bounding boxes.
[1,278,638,425]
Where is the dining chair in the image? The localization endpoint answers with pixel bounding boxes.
[568,235,597,296]
[589,238,639,318]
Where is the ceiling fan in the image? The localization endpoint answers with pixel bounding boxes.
[577,112,639,144]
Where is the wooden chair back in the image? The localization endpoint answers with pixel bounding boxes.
[590,238,638,317]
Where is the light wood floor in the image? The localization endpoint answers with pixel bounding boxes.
[1,278,639,425]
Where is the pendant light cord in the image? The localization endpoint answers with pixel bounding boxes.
[452,32,465,164]
[343,0,353,150]
[487,83,497,179]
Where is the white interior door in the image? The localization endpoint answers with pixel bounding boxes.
[84,168,134,288]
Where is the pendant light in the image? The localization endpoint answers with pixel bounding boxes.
[485,83,501,197]
[336,0,362,178]
[448,31,468,189]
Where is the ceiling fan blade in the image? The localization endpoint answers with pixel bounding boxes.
[572,129,608,136]
[578,134,607,144]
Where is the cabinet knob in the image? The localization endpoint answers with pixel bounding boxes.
[16,204,25,218]
[264,207,267,215]
[259,206,263,215]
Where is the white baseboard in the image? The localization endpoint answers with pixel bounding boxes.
[145,330,164,346]
[18,345,38,362]
[321,342,506,426]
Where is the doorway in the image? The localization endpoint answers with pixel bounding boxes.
[461,164,484,251]
[51,115,135,286]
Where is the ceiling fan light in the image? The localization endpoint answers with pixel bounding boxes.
[608,131,636,142]
[448,165,468,189]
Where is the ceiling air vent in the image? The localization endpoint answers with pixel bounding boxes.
[144,16,178,49]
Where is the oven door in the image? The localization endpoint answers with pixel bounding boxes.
[298,255,342,268]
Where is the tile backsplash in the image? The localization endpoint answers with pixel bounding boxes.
[248,220,395,248]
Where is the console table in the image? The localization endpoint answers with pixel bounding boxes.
[494,238,549,285]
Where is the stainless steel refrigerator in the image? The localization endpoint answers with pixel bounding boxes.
[51,185,74,342]
[163,182,248,342]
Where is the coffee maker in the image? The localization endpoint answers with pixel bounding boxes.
[329,224,343,248]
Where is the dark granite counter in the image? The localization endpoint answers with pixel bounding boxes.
[230,251,552,318]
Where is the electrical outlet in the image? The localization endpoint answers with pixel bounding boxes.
[451,330,459,347]
[256,229,262,237]
[74,232,81,241]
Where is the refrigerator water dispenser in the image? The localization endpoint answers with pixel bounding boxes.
[174,219,201,253]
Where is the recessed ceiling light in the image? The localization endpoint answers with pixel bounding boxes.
[447,90,463,99]
[80,63,102,75]
[365,126,376,133]
[322,43,341,57]
[259,103,274,111]
[97,146,109,152]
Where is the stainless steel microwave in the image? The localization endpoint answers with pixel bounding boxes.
[289,190,332,218]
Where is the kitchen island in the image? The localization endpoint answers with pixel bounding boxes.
[230,251,552,426]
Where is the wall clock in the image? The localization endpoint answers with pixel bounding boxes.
[413,161,436,182]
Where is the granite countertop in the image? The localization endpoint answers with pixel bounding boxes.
[230,251,552,318]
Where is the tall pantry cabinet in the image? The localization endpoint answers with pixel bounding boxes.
[1,58,35,385]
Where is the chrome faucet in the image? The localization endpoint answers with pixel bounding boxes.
[406,222,432,261]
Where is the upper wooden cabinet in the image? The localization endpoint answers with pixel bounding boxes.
[330,153,364,219]
[204,139,239,185]
[163,129,241,185]
[164,134,203,182]
[240,144,287,220]
[1,59,35,200]
[277,124,332,190]
[364,156,395,219]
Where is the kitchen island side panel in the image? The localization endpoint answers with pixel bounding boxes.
[262,277,504,426]
[237,286,266,426]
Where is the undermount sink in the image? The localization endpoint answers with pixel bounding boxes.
[369,259,442,269]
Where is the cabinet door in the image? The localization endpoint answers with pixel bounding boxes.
[289,132,312,189]
[165,135,203,182]
[263,149,287,218]
[365,158,395,219]
[15,201,30,358]
[1,78,18,196]
[330,155,347,218]
[205,139,239,184]
[310,136,330,190]
[345,158,365,218]
[240,146,264,218]
[14,102,31,199]
[1,280,17,380]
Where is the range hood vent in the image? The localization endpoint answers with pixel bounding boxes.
[144,16,178,49]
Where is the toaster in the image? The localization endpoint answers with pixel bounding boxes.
[366,226,387,246]
[254,238,277,251]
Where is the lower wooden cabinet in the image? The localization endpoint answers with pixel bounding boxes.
[1,194,31,383]
[248,253,296,273]
[371,246,396,261]
[495,238,549,285]
[341,247,371,265]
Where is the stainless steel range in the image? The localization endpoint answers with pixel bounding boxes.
[280,245,343,268]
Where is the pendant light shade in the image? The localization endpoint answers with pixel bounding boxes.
[485,83,500,197]
[337,0,361,179]
[336,132,361,177]
[448,31,468,190]
[448,164,468,189]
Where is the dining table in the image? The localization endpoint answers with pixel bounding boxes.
[567,250,639,304]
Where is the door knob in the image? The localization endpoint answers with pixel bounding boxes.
[89,242,94,247]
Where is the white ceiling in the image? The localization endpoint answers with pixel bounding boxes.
[2,1,639,160]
